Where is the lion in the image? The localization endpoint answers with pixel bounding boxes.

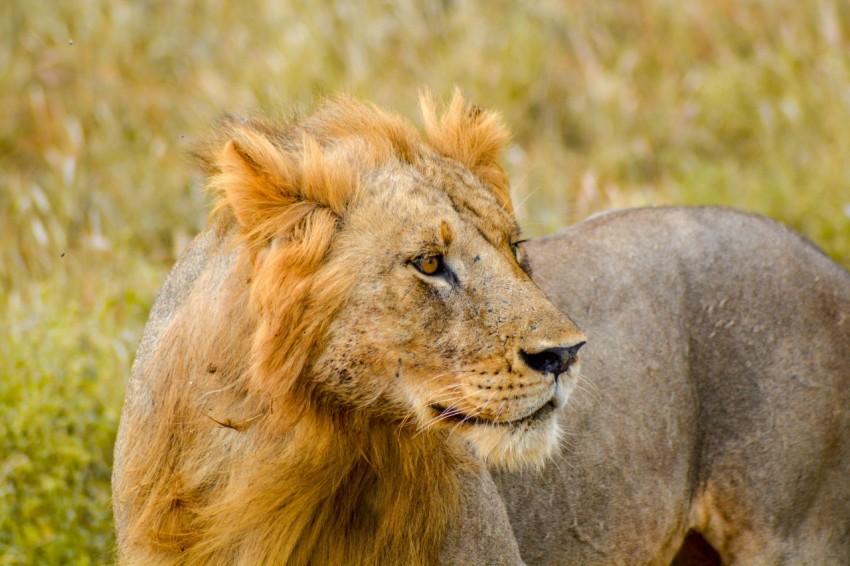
[113,92,850,565]
[112,91,584,565]
[494,207,850,565]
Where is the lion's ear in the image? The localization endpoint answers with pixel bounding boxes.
[208,120,354,255]
[420,89,513,211]
[210,124,301,243]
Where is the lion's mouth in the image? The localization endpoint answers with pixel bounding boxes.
[430,398,557,427]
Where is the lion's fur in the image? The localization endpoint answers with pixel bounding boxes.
[495,207,850,565]
[114,94,850,565]
[113,91,582,564]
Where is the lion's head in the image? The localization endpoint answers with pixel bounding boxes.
[115,92,586,564]
[210,91,585,469]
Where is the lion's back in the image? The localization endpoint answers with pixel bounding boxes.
[497,206,850,564]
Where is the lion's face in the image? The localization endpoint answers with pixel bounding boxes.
[313,154,585,469]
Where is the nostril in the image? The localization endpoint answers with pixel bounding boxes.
[521,350,561,375]
[521,341,585,376]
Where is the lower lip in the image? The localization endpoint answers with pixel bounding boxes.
[431,399,556,427]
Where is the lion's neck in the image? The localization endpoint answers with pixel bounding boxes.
[183,408,466,565]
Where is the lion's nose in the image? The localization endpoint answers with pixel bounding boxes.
[520,342,585,377]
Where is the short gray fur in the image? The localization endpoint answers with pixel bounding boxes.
[493,206,850,565]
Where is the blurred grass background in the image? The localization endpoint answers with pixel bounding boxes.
[2,0,850,562]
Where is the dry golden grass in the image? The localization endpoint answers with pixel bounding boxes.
[2,0,849,561]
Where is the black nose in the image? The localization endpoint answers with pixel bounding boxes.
[521,342,585,377]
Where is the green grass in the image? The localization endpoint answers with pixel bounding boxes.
[1,262,156,564]
[2,0,850,562]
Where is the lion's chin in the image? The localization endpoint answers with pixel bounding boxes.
[460,407,562,471]
[413,376,579,470]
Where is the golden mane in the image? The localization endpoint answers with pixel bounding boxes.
[117,91,512,564]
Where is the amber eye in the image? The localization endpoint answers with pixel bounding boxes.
[510,241,525,261]
[414,255,444,275]
[511,240,533,275]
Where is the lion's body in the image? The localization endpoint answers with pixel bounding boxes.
[113,95,850,565]
[495,207,850,565]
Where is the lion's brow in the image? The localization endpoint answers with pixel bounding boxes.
[445,195,516,249]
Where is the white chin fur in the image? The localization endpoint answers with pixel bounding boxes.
[552,374,578,408]
[462,414,562,471]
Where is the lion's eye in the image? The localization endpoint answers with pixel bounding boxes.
[510,240,526,261]
[414,255,444,276]
[511,240,533,276]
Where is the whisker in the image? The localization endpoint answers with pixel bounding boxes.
[479,384,504,420]
[426,382,467,399]
[416,400,464,432]
[397,409,417,432]
[494,398,507,421]
[420,369,467,386]
[417,386,486,432]
[573,373,601,402]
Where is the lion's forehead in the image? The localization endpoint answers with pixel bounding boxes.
[357,156,519,250]
[421,155,519,243]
